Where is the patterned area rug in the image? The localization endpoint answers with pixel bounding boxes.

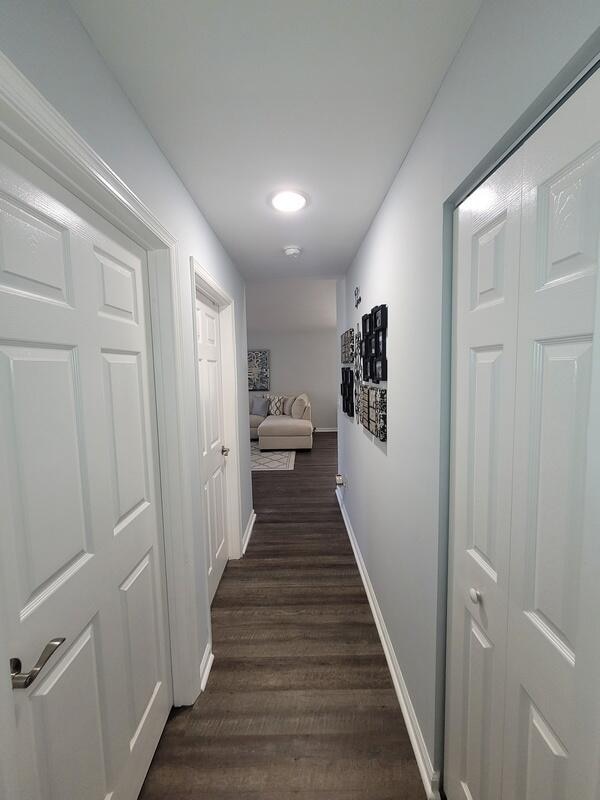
[250,441,296,471]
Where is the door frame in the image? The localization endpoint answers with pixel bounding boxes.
[191,257,244,561]
[0,48,209,729]
[441,49,600,794]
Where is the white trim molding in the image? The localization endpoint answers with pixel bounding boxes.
[315,427,338,433]
[199,642,215,692]
[0,49,207,706]
[242,510,257,555]
[336,489,441,800]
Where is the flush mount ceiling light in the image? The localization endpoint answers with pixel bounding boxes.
[283,245,302,257]
[270,190,308,213]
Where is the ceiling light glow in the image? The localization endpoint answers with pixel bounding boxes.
[283,245,302,257]
[270,190,307,213]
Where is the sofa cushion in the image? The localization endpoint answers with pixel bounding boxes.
[259,415,312,437]
[291,393,309,419]
[283,395,296,415]
[268,395,285,415]
[251,395,269,416]
[250,413,265,430]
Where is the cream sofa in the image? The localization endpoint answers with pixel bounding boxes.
[249,393,313,450]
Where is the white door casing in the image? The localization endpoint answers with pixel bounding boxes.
[446,67,600,800]
[444,154,524,800]
[195,291,229,601]
[0,139,171,800]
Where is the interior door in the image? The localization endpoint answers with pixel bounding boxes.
[500,68,600,800]
[444,155,524,800]
[446,66,600,800]
[0,138,171,800]
[195,290,228,601]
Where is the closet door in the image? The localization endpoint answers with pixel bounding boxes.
[500,68,600,800]
[444,156,523,800]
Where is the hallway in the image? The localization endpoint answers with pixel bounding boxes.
[139,433,424,799]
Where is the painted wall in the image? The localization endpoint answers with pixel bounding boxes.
[337,0,600,781]
[0,0,253,694]
[248,330,338,429]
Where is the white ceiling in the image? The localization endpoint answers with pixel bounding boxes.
[246,278,337,332]
[68,0,480,280]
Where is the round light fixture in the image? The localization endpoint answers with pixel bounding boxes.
[283,245,302,257]
[270,190,308,213]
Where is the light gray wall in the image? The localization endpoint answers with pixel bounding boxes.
[337,0,600,776]
[0,0,253,681]
[248,330,338,429]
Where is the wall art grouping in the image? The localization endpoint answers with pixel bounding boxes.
[340,304,387,441]
[248,349,270,391]
[360,304,387,383]
[354,321,362,416]
[340,328,355,364]
[341,366,354,417]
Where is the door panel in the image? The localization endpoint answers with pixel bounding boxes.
[0,344,91,607]
[462,615,494,800]
[119,553,161,744]
[500,69,600,800]
[0,138,171,800]
[0,193,73,305]
[445,157,523,800]
[31,623,109,800]
[195,291,228,601]
[103,351,150,531]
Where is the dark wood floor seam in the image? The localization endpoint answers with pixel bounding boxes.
[140,432,425,799]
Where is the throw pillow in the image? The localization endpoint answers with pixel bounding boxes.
[268,395,285,416]
[291,395,307,419]
[283,395,296,416]
[252,396,269,417]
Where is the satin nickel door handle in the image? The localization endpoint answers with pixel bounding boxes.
[10,638,65,689]
[221,446,230,456]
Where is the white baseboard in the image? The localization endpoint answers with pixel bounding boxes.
[315,427,337,432]
[242,510,256,555]
[199,641,214,692]
[336,489,441,800]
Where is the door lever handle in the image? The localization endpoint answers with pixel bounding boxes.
[221,446,230,456]
[10,638,65,689]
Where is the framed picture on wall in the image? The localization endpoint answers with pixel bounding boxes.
[360,384,370,429]
[374,357,387,382]
[248,349,270,391]
[362,312,372,337]
[368,387,378,434]
[373,304,387,330]
[368,335,377,357]
[369,356,378,383]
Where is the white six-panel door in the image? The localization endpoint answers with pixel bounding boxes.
[446,67,600,799]
[500,69,600,800]
[444,154,524,800]
[195,291,229,602]
[0,138,171,800]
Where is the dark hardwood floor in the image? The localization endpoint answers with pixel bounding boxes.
[139,432,425,799]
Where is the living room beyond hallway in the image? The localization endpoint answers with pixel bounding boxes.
[246,278,338,447]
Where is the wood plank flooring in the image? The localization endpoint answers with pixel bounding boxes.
[139,432,425,799]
